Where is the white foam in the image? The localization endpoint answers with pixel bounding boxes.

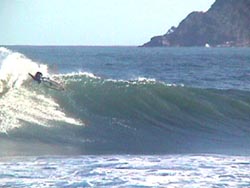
[0,87,83,133]
[0,155,250,187]
[56,71,100,79]
[0,47,83,133]
[0,47,48,90]
[137,77,156,82]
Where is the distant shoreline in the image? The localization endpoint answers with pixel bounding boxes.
[2,45,250,48]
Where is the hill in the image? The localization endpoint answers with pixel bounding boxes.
[142,0,250,47]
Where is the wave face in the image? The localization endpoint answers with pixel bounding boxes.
[1,47,250,155]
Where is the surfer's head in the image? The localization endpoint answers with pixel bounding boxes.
[35,72,43,83]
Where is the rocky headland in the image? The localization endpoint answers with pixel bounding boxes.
[142,0,250,47]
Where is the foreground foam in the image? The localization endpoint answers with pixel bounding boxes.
[1,155,250,187]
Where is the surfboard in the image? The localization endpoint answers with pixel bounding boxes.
[41,77,65,91]
[29,73,64,91]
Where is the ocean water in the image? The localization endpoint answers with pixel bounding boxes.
[0,46,250,187]
[1,154,250,188]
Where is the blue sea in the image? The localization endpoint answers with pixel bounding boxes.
[1,46,250,187]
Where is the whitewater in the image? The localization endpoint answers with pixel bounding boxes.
[0,46,250,187]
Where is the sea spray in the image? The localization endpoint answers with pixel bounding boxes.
[0,48,83,132]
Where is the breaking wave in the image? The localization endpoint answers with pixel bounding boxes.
[1,47,250,155]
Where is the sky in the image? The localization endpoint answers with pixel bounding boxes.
[1,0,215,46]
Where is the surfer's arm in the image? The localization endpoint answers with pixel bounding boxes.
[28,73,35,80]
[29,73,42,83]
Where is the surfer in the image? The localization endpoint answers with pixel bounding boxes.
[29,72,43,84]
[29,71,65,91]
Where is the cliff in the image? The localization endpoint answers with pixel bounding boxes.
[142,0,250,47]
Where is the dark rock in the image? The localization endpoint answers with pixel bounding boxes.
[142,0,250,47]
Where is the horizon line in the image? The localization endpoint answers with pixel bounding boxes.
[1,44,140,47]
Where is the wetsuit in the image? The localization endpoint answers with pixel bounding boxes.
[29,72,43,83]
